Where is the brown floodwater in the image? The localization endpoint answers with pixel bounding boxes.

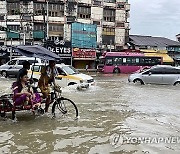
[0,74,180,154]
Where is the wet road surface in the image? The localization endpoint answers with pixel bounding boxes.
[0,74,180,154]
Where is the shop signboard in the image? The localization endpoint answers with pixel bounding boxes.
[45,40,72,58]
[73,48,96,59]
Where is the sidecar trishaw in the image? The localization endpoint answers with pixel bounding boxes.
[0,45,78,120]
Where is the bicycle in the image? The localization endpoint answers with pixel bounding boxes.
[0,79,79,121]
[49,84,79,120]
[32,79,79,120]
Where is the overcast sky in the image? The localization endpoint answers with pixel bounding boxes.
[129,0,180,40]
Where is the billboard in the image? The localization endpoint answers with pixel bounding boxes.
[71,22,97,49]
[73,48,96,59]
[45,40,72,58]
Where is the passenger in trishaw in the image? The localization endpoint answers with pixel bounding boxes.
[38,60,58,112]
[17,60,31,80]
[12,70,41,111]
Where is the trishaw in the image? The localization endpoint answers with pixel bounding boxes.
[0,45,78,120]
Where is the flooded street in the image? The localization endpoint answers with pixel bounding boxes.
[0,74,180,154]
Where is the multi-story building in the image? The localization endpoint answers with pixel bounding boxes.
[176,34,180,42]
[0,0,130,67]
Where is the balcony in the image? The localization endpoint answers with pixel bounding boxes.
[7,31,20,39]
[66,16,76,23]
[125,22,130,29]
[125,4,130,11]
[33,31,45,39]
[92,0,102,6]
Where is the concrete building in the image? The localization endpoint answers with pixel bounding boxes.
[0,0,130,67]
[176,34,180,42]
[0,0,130,48]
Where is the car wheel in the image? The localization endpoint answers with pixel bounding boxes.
[133,79,144,85]
[113,68,120,74]
[1,71,7,78]
[174,81,180,86]
[68,82,77,86]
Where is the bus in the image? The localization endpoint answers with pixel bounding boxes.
[98,52,162,73]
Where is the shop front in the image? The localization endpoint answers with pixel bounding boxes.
[72,48,96,69]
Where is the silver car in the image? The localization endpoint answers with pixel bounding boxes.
[128,65,180,85]
[0,57,42,77]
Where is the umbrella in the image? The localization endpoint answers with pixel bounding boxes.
[12,45,61,60]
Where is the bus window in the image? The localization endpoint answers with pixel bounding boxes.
[126,57,132,64]
[136,58,140,63]
[131,58,139,65]
[113,57,122,65]
[123,58,126,63]
[106,58,113,66]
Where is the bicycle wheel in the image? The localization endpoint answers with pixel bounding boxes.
[52,97,78,120]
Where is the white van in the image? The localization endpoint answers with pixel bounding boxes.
[29,63,95,89]
[0,56,42,77]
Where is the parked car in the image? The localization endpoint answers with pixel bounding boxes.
[128,65,180,85]
[28,63,95,89]
[0,56,43,77]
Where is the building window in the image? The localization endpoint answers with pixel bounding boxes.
[34,3,47,16]
[34,24,44,31]
[103,9,115,22]
[77,6,91,19]
[7,25,20,31]
[49,36,63,41]
[102,27,115,35]
[93,0,102,6]
[93,21,100,25]
[49,24,64,32]
[102,35,115,44]
[34,3,64,17]
[117,4,125,9]
[116,22,125,27]
[7,2,20,15]
[48,3,64,17]
[104,0,116,3]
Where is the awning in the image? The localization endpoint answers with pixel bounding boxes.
[141,49,168,54]
[144,53,174,63]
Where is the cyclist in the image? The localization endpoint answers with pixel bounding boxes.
[38,60,58,112]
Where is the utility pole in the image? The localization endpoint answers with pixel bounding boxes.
[5,0,7,46]
[46,0,49,40]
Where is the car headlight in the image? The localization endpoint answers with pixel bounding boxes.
[80,80,84,83]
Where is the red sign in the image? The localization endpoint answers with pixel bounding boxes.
[73,48,96,59]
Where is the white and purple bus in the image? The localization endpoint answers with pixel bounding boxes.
[98,52,162,73]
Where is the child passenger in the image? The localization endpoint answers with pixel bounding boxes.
[12,70,41,109]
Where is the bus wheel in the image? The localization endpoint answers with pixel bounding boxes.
[113,68,120,73]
